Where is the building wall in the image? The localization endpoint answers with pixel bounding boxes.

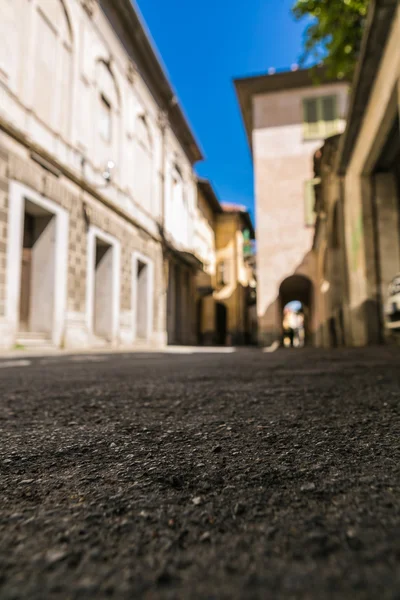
[343,6,400,346]
[0,137,165,349]
[194,188,217,277]
[252,82,349,345]
[213,213,251,344]
[313,142,349,348]
[0,0,202,350]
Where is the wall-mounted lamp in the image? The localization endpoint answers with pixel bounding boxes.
[102,160,115,185]
[81,157,116,189]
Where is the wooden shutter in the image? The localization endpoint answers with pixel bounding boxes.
[322,96,337,136]
[303,95,339,139]
[303,98,319,138]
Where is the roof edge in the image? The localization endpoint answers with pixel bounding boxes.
[197,178,223,214]
[336,0,398,175]
[106,0,204,165]
[234,66,348,155]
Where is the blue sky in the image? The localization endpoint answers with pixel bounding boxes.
[135,0,306,223]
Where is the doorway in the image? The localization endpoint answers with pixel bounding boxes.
[94,238,114,340]
[132,252,153,342]
[279,275,313,347]
[19,199,57,337]
[196,298,203,345]
[216,302,227,345]
[6,182,68,348]
[87,226,120,345]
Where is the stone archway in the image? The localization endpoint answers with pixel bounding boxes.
[279,275,313,345]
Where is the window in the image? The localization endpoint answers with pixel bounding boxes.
[303,95,338,140]
[133,115,153,211]
[0,0,20,91]
[304,179,319,227]
[99,95,112,143]
[33,1,72,131]
[217,261,227,286]
[170,163,188,245]
[95,60,120,161]
[35,12,57,122]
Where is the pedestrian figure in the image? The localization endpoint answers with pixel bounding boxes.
[283,308,294,347]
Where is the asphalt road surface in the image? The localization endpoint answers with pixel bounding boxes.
[0,347,399,599]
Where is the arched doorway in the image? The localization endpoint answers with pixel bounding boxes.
[215,302,227,345]
[279,275,313,347]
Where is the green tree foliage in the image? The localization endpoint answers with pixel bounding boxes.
[292,0,370,80]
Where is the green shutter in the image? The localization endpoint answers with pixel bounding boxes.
[304,180,316,227]
[303,98,319,138]
[322,95,338,136]
[322,96,336,121]
[303,95,339,139]
[303,98,318,124]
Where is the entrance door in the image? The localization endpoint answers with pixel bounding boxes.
[19,213,34,330]
[216,302,227,345]
[19,204,56,336]
[94,239,114,340]
[174,264,182,344]
[19,248,32,330]
[136,260,149,340]
[196,298,203,345]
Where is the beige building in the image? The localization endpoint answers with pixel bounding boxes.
[0,0,209,351]
[195,179,256,345]
[313,0,400,347]
[235,68,349,346]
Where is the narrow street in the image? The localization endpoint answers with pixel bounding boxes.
[0,348,399,599]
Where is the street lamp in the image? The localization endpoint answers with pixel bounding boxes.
[81,158,116,227]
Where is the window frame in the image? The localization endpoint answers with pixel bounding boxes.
[217,260,227,287]
[99,93,112,144]
[302,95,339,140]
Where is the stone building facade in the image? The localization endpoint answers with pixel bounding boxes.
[312,135,348,347]
[235,68,349,346]
[313,0,400,347]
[195,179,257,346]
[0,0,206,350]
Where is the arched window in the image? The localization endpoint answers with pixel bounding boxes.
[95,60,120,166]
[34,0,73,137]
[171,164,188,245]
[0,0,22,92]
[133,114,153,212]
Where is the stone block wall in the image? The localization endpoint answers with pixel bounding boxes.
[0,138,165,350]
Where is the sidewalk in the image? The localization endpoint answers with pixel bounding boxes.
[0,344,238,362]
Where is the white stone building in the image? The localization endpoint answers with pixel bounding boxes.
[0,0,208,350]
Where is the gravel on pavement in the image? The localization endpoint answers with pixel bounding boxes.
[0,347,399,599]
